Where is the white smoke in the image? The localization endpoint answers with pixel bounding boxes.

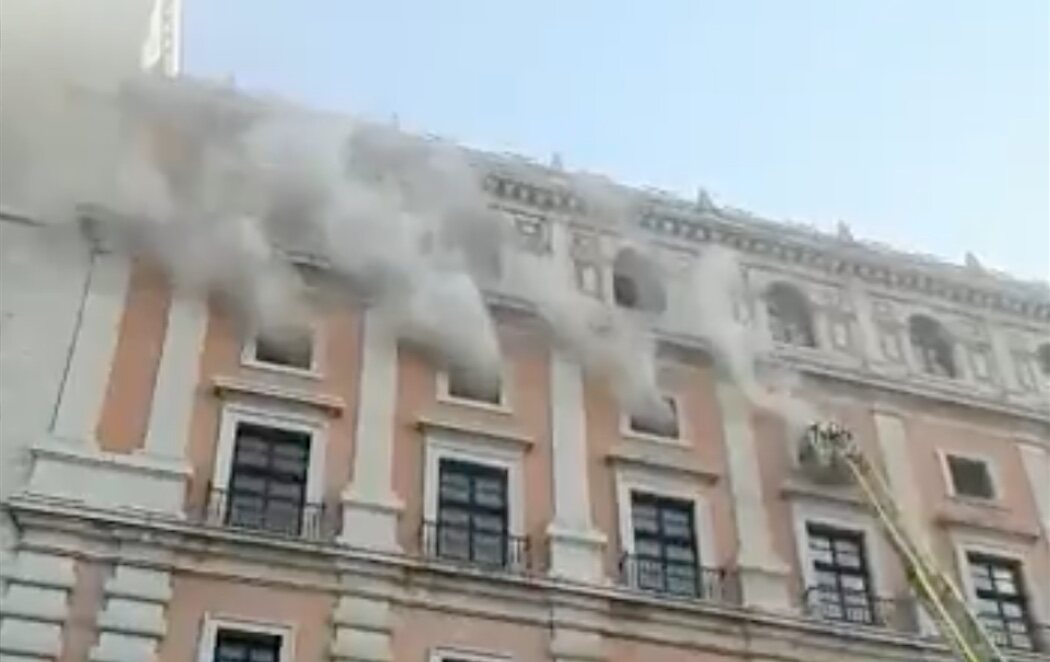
[0,1,814,429]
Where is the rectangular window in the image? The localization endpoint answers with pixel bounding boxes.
[946,454,995,500]
[225,423,310,537]
[214,628,283,662]
[628,397,680,439]
[968,553,1035,651]
[806,524,876,624]
[250,326,314,371]
[446,366,502,406]
[630,493,698,597]
[436,459,509,567]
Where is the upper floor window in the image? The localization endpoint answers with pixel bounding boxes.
[431,458,514,568]
[612,248,666,313]
[246,324,315,373]
[968,553,1037,651]
[628,396,681,440]
[629,493,699,597]
[908,315,956,378]
[443,365,503,407]
[1037,343,1050,379]
[944,454,996,500]
[765,282,816,348]
[224,423,310,537]
[805,524,876,625]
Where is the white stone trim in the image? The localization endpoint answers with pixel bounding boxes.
[90,563,173,662]
[143,293,208,459]
[429,646,512,662]
[936,448,1001,502]
[195,614,295,662]
[423,430,525,540]
[0,550,76,660]
[51,250,131,445]
[240,319,323,379]
[791,500,893,600]
[951,533,1048,626]
[1018,444,1050,537]
[614,464,716,572]
[212,403,327,506]
[435,363,512,414]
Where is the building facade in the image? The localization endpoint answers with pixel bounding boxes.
[1,141,1048,662]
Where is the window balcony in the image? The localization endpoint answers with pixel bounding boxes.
[980,615,1049,654]
[420,520,529,574]
[803,586,919,634]
[198,487,340,542]
[619,553,741,606]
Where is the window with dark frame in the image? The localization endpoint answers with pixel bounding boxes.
[806,523,876,624]
[252,326,313,371]
[766,283,817,348]
[213,627,282,662]
[968,553,1036,651]
[945,455,995,500]
[908,315,957,378]
[628,397,680,439]
[436,459,509,567]
[446,365,502,406]
[226,423,310,537]
[630,493,699,597]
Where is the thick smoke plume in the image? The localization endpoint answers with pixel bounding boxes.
[1,1,811,427]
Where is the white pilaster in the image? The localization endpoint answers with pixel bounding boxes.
[714,381,791,612]
[89,563,172,662]
[1019,443,1050,542]
[51,250,131,446]
[142,293,208,460]
[547,351,606,583]
[339,309,403,552]
[0,550,77,661]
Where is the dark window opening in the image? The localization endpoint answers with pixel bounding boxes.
[968,553,1036,651]
[612,249,666,313]
[766,283,816,348]
[214,628,282,662]
[806,524,876,624]
[446,366,502,405]
[226,423,310,537]
[436,459,509,567]
[628,397,680,439]
[253,326,313,371]
[946,455,995,500]
[630,493,698,597]
[908,315,956,378]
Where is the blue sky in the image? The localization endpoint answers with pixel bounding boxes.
[185,1,1049,282]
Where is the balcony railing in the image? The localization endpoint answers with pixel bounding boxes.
[619,554,741,606]
[803,586,919,634]
[198,488,340,542]
[980,614,1049,654]
[421,520,529,573]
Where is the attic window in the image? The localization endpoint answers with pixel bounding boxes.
[612,249,666,313]
[628,397,680,439]
[249,325,315,372]
[765,282,816,348]
[1037,343,1050,378]
[445,366,503,406]
[945,454,995,500]
[908,315,956,378]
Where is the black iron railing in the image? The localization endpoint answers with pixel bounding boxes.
[199,488,339,542]
[980,615,1049,653]
[421,520,529,573]
[803,586,919,633]
[619,554,741,605]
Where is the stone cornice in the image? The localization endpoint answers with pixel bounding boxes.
[479,167,1050,325]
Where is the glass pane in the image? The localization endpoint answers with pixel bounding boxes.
[815,570,839,589]
[473,513,505,533]
[231,475,266,494]
[249,647,277,662]
[837,551,862,569]
[995,577,1017,596]
[228,496,264,527]
[665,545,695,563]
[1002,602,1024,619]
[637,558,664,591]
[632,503,658,533]
[809,535,832,551]
[662,510,693,539]
[473,532,505,565]
[438,526,470,560]
[971,571,993,592]
[635,539,661,559]
[439,473,470,503]
[234,448,269,469]
[438,508,469,527]
[267,481,302,500]
[841,574,868,592]
[474,477,506,508]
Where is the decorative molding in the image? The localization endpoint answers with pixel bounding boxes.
[415,415,533,448]
[211,375,345,416]
[484,174,585,214]
[606,444,720,483]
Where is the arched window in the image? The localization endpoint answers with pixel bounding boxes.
[612,248,666,313]
[908,315,956,378]
[765,282,816,348]
[1037,343,1050,379]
